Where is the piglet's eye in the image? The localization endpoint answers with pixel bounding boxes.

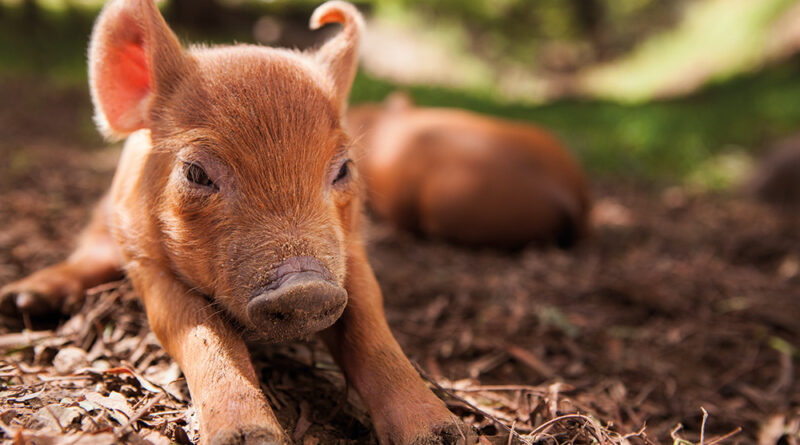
[184,162,216,189]
[333,160,351,185]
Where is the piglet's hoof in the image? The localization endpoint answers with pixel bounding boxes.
[408,421,478,445]
[0,270,83,315]
[207,427,287,445]
[0,287,60,316]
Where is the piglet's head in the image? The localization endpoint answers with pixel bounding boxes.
[89,0,364,341]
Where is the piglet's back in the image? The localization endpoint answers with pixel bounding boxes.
[348,102,590,248]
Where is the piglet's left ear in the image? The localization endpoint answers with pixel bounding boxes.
[310,1,364,114]
[88,0,187,140]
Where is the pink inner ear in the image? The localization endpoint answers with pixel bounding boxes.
[96,32,152,132]
[119,41,150,94]
[316,10,345,26]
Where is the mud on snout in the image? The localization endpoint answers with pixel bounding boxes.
[246,256,347,341]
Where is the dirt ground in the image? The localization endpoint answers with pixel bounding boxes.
[0,78,798,445]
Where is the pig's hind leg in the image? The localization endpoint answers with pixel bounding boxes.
[322,245,474,445]
[0,194,123,315]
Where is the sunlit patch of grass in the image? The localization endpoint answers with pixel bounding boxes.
[19,0,104,13]
[580,0,798,102]
[686,150,753,192]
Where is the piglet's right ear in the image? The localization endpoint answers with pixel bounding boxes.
[310,1,364,115]
[89,0,186,139]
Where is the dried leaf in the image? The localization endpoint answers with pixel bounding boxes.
[28,404,81,431]
[292,401,313,441]
[85,392,134,426]
[53,347,89,375]
[0,331,53,350]
[6,386,46,402]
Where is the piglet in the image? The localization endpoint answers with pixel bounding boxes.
[347,93,590,248]
[0,1,470,443]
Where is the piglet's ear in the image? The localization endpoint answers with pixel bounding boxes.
[89,0,186,139]
[310,1,364,114]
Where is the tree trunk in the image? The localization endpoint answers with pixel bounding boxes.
[22,0,38,29]
[569,0,606,60]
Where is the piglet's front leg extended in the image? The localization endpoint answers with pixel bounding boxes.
[322,245,473,444]
[127,261,286,444]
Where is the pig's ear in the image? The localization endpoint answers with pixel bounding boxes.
[88,0,186,139]
[310,1,364,114]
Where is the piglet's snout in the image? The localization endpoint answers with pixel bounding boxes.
[247,256,347,339]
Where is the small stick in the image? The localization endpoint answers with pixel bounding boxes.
[526,414,593,440]
[85,280,126,296]
[670,423,683,441]
[507,421,516,445]
[619,422,648,441]
[117,392,166,435]
[705,427,742,445]
[22,312,33,333]
[0,331,54,349]
[449,385,546,393]
[700,407,708,445]
[146,409,185,417]
[504,344,555,378]
[37,375,94,383]
[45,405,66,434]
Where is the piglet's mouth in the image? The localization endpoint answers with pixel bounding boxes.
[247,256,347,341]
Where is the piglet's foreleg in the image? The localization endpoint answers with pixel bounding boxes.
[321,245,473,445]
[127,263,286,445]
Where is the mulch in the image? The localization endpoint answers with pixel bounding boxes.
[0,77,798,445]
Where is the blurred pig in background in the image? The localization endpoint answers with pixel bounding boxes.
[347,93,590,248]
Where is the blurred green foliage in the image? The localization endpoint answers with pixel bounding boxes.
[1,0,799,185]
[369,0,686,68]
[0,1,95,84]
[582,0,798,101]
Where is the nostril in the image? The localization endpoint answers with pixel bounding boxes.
[245,270,348,341]
[253,256,333,298]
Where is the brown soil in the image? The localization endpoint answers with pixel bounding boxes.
[0,77,798,445]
